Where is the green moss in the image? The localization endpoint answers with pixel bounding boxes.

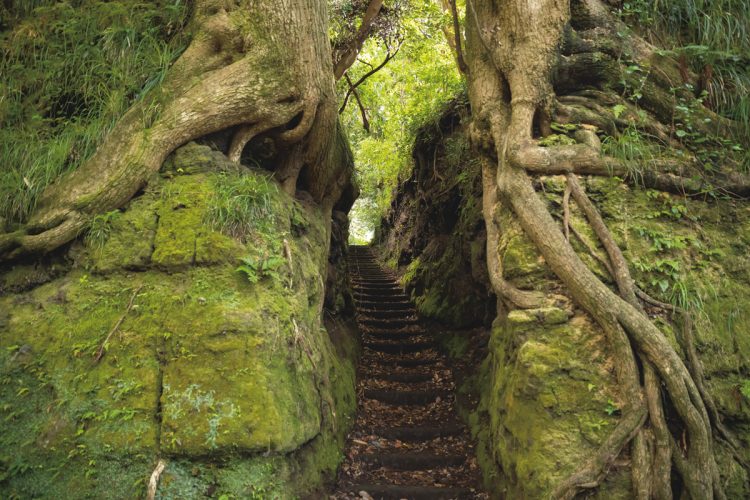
[469,314,622,498]
[89,195,158,272]
[151,174,226,268]
[0,149,357,498]
[507,307,570,326]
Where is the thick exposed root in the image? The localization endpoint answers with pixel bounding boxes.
[565,174,636,304]
[0,0,346,262]
[513,144,750,198]
[481,158,544,309]
[228,123,266,163]
[506,161,719,499]
[463,0,736,496]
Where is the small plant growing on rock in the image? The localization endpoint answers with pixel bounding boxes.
[236,255,285,284]
[85,210,121,248]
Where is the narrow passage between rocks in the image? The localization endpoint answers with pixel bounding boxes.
[331,246,487,499]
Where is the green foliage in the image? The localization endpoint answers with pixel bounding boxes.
[444,134,472,169]
[207,172,279,240]
[619,0,750,145]
[402,256,422,286]
[634,225,694,252]
[671,86,745,173]
[236,255,286,284]
[340,1,464,240]
[84,210,122,249]
[630,218,714,313]
[601,122,661,181]
[643,189,691,221]
[0,0,189,223]
[741,380,750,400]
[604,399,620,416]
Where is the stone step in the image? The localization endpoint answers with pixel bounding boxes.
[359,452,466,471]
[359,317,419,329]
[355,300,412,310]
[379,357,440,367]
[358,309,416,319]
[373,423,464,441]
[363,388,449,405]
[364,341,434,355]
[364,329,425,341]
[349,484,473,499]
[353,282,403,291]
[354,290,410,300]
[352,276,397,283]
[371,371,433,383]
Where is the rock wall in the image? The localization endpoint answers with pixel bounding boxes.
[379,98,496,329]
[379,106,750,498]
[0,143,358,498]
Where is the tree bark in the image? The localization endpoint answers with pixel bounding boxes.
[332,0,385,80]
[464,0,728,497]
[0,0,353,261]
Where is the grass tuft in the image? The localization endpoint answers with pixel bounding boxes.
[206,172,280,241]
[0,0,189,224]
[621,0,750,148]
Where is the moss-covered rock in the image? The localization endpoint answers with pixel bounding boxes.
[463,176,750,497]
[472,312,627,498]
[0,143,357,498]
[381,101,750,498]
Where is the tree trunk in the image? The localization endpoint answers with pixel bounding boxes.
[464,0,732,497]
[0,0,352,261]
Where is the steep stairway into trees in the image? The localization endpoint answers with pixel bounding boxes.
[331,246,485,499]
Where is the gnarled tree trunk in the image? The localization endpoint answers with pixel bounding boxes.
[0,0,351,261]
[464,0,745,497]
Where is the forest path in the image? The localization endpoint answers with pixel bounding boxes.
[330,246,486,499]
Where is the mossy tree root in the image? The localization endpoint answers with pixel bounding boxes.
[465,0,733,497]
[0,0,350,262]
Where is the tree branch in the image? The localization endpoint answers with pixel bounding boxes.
[333,0,384,80]
[447,0,468,74]
[339,41,403,114]
[346,74,370,132]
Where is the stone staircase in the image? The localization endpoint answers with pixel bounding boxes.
[331,246,485,499]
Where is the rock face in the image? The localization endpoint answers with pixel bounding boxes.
[379,105,750,498]
[380,99,496,329]
[0,143,358,498]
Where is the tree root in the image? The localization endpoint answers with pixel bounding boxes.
[565,174,637,304]
[146,459,167,500]
[562,181,571,241]
[228,123,266,163]
[508,163,719,499]
[514,143,750,198]
[0,0,352,262]
[464,0,737,496]
[94,285,144,363]
[564,172,730,498]
[636,289,747,467]
[481,158,544,310]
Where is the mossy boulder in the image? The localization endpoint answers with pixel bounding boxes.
[0,143,357,499]
[472,312,627,498]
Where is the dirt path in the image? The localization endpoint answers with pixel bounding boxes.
[330,246,487,499]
